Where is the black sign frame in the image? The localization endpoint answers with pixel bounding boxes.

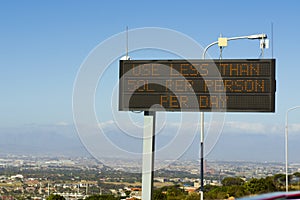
[119,59,276,112]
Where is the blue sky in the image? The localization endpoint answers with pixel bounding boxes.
[1,1,300,162]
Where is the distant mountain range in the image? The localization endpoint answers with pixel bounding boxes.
[0,124,89,156]
[0,123,300,163]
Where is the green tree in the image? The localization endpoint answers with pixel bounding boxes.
[165,185,187,200]
[222,177,244,186]
[153,189,167,200]
[125,190,131,197]
[228,185,247,198]
[273,173,286,188]
[204,186,228,200]
[244,177,276,194]
[294,172,300,178]
[185,193,199,200]
[85,194,120,200]
[46,194,66,200]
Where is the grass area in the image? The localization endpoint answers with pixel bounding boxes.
[290,185,300,190]
[154,182,175,188]
[0,182,22,187]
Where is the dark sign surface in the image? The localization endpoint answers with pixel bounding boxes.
[119,59,276,112]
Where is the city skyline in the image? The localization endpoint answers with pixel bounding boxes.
[1,1,300,165]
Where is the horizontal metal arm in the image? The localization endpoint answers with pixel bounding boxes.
[202,33,267,59]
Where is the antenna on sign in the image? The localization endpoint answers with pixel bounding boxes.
[121,26,130,60]
[271,22,274,58]
[126,26,129,59]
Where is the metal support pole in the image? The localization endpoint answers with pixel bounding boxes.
[200,43,208,197]
[200,33,266,198]
[142,111,156,200]
[285,106,300,192]
[200,112,204,192]
[285,113,288,193]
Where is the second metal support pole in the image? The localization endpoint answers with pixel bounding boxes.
[200,111,204,197]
